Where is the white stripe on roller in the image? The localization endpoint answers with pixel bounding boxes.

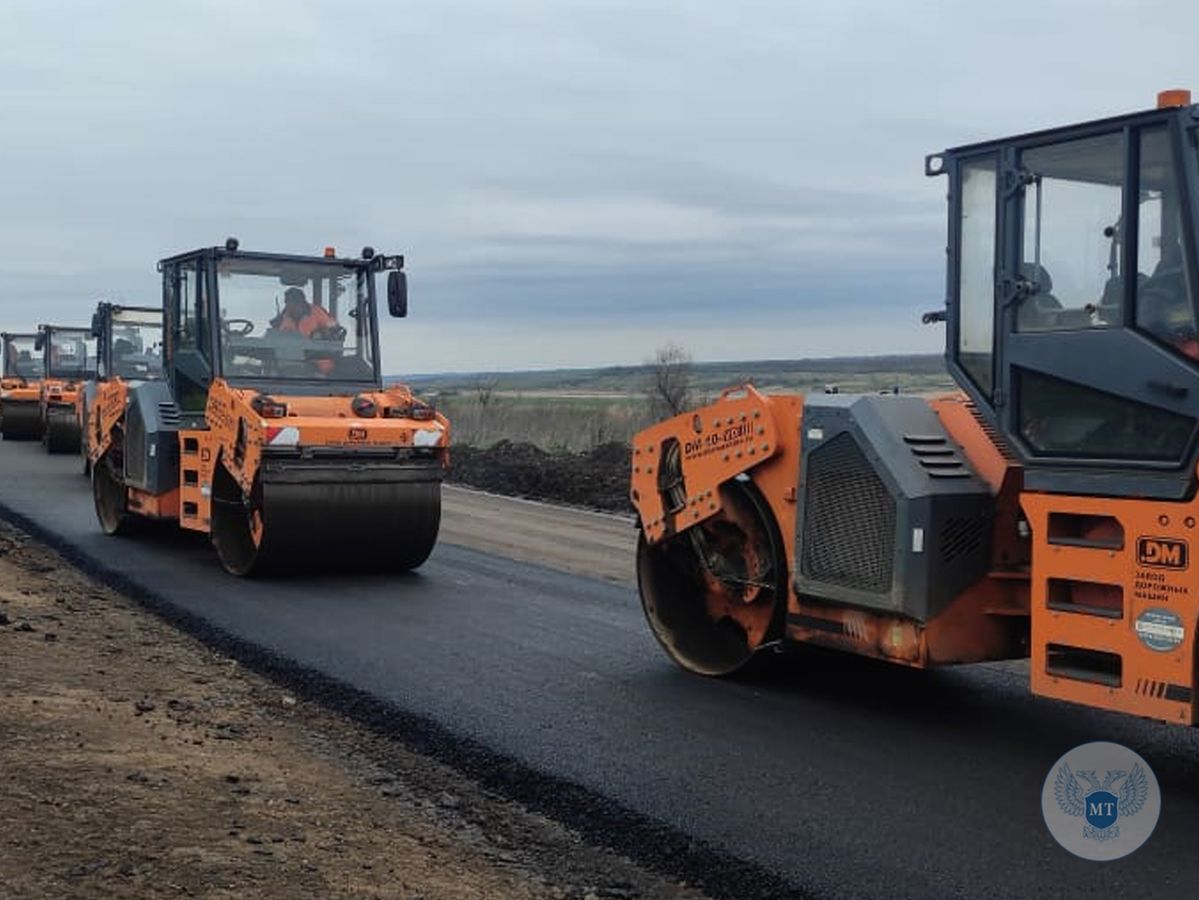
[414,428,442,447]
[269,426,301,446]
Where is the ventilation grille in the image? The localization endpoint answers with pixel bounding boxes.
[903,434,971,478]
[963,399,1017,461]
[158,401,182,427]
[940,516,987,564]
[801,432,895,594]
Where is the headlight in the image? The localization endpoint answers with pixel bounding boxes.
[351,396,377,418]
[386,402,436,421]
[250,394,287,418]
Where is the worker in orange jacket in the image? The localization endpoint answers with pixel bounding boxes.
[271,288,341,374]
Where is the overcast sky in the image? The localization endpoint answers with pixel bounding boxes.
[1,0,1195,373]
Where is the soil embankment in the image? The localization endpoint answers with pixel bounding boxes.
[448,441,631,513]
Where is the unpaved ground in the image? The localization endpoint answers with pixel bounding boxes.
[441,485,635,586]
[0,522,706,900]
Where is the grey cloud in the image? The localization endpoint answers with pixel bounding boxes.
[477,150,934,220]
[0,0,1195,371]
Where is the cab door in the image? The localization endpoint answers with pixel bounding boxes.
[163,256,214,419]
[996,118,1199,499]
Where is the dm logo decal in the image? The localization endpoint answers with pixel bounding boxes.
[1136,536,1188,569]
[1041,741,1160,860]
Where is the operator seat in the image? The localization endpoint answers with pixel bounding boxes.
[1016,262,1063,331]
[1138,259,1192,344]
[1095,272,1148,326]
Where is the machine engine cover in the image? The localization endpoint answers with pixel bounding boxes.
[795,394,993,621]
[125,381,181,494]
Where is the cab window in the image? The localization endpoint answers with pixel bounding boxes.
[1017,133,1124,332]
[1018,368,1193,460]
[956,155,998,395]
[1135,126,1197,356]
[165,261,211,413]
[4,336,42,379]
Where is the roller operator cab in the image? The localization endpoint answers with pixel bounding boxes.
[34,324,97,453]
[91,240,450,576]
[79,302,164,476]
[0,332,45,440]
[630,91,1199,727]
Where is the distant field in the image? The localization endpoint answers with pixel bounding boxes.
[392,353,955,452]
[396,352,952,395]
[434,392,651,452]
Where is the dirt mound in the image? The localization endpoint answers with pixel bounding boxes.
[448,440,631,512]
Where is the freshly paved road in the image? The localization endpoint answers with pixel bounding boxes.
[1,438,1196,900]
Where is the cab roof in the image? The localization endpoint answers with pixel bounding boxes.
[935,102,1199,160]
[157,245,402,273]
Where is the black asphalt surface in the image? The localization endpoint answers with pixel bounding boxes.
[1,437,1197,900]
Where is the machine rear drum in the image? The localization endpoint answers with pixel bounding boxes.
[93,450,130,535]
[637,479,786,676]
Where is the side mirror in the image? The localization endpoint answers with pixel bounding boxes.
[387,270,408,318]
[91,312,103,339]
[34,332,45,351]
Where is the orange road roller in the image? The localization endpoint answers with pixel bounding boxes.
[0,332,44,440]
[80,302,163,476]
[91,239,450,576]
[631,90,1199,727]
[34,324,96,453]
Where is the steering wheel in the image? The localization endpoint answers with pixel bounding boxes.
[310,324,347,342]
[223,318,255,336]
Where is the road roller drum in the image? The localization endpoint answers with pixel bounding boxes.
[44,405,81,454]
[1,401,42,440]
[210,458,443,576]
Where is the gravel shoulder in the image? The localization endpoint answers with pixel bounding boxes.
[440,485,635,587]
[0,521,704,900]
